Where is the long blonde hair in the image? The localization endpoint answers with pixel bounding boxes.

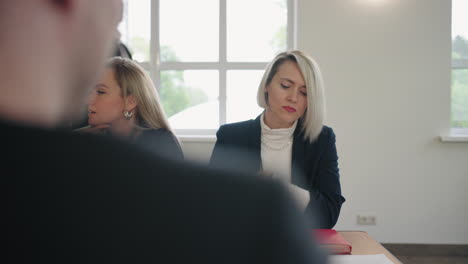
[108,57,173,133]
[257,50,326,143]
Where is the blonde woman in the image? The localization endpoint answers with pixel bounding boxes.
[210,50,344,228]
[78,57,183,160]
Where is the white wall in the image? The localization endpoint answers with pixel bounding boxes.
[181,0,468,244]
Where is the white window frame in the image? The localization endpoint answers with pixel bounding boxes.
[131,0,297,137]
[441,0,468,141]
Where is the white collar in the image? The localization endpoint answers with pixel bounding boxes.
[260,113,297,139]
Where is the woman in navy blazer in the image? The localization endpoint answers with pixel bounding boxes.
[210,50,345,228]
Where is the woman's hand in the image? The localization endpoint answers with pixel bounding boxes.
[75,124,110,134]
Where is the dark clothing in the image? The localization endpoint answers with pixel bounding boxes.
[114,41,132,59]
[136,128,184,160]
[4,119,326,263]
[210,115,345,229]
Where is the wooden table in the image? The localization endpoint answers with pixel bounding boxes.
[339,231,402,264]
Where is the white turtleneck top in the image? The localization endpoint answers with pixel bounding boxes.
[260,114,310,211]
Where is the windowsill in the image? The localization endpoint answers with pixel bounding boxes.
[440,128,468,142]
[178,134,468,143]
[440,135,468,142]
[178,135,217,143]
[177,131,468,143]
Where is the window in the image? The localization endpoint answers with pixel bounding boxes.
[451,0,468,134]
[119,0,295,135]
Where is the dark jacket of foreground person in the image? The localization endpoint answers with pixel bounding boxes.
[4,120,326,264]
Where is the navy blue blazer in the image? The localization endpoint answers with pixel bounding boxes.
[210,115,345,228]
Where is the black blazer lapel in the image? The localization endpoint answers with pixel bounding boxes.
[248,115,263,172]
[291,126,308,189]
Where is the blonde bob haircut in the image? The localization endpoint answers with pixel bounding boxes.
[257,50,325,143]
[107,57,173,133]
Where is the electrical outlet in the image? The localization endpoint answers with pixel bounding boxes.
[357,215,376,225]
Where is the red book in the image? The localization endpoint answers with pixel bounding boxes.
[312,229,352,255]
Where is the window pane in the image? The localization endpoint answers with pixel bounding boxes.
[452,0,468,60]
[160,0,219,62]
[162,70,219,129]
[227,0,287,62]
[227,70,264,123]
[451,0,468,129]
[452,69,468,128]
[119,0,151,62]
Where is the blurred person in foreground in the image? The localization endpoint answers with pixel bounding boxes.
[210,50,345,229]
[1,0,325,263]
[77,57,183,160]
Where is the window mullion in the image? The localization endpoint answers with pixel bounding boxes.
[151,0,160,90]
[219,0,227,125]
[287,0,297,49]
